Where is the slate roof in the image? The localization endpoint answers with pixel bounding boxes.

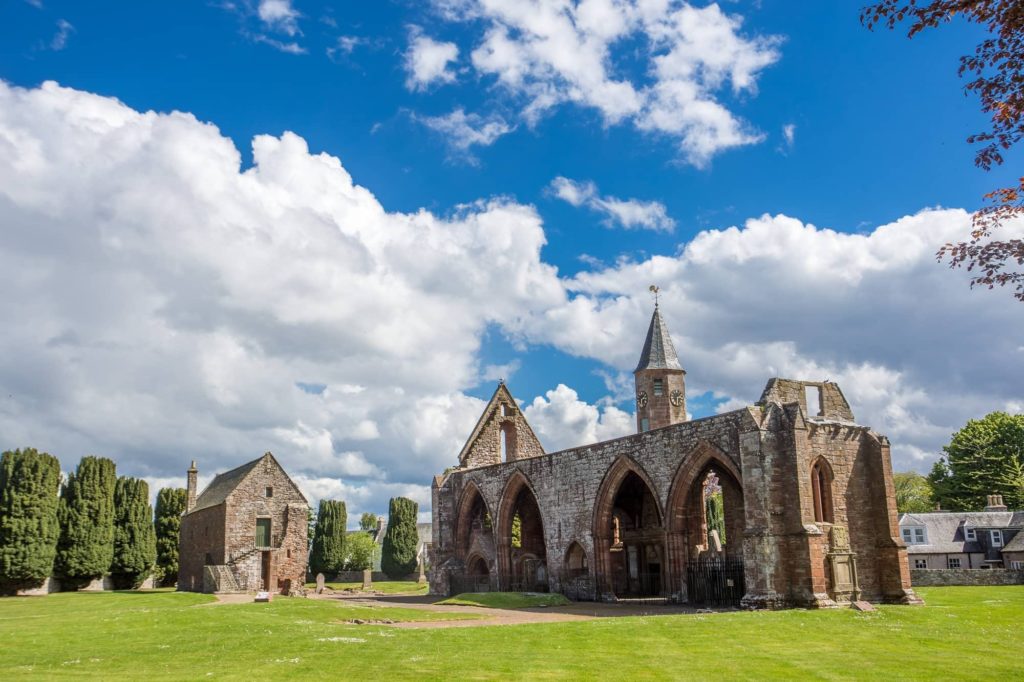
[634,306,683,372]
[1004,527,1024,552]
[190,458,261,513]
[899,511,1023,554]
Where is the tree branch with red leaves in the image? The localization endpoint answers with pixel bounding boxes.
[862,0,1024,301]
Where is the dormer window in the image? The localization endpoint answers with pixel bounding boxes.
[965,527,976,541]
[265,486,273,498]
[991,530,1003,547]
[902,526,927,545]
[653,379,664,396]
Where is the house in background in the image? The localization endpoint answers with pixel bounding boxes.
[178,452,309,593]
[899,495,1024,570]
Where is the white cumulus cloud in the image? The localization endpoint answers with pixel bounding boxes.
[405,27,460,91]
[428,0,781,166]
[523,384,634,452]
[416,108,514,161]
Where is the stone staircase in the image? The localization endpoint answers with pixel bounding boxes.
[203,564,243,593]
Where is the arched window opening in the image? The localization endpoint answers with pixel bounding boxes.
[500,422,517,462]
[606,470,662,597]
[504,483,547,591]
[701,470,727,552]
[811,459,834,524]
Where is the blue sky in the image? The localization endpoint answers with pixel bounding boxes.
[1,1,1022,518]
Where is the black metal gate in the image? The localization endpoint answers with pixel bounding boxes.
[449,574,491,594]
[686,557,744,607]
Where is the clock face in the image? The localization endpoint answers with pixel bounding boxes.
[636,391,648,408]
[670,389,684,407]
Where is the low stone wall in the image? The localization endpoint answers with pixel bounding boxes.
[910,568,1024,587]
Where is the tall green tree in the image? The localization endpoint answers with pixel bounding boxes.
[929,412,1024,510]
[343,531,378,571]
[381,497,418,579]
[110,477,157,588]
[0,448,62,590]
[893,472,935,514]
[154,487,186,587]
[359,512,378,533]
[309,499,347,577]
[55,456,117,584]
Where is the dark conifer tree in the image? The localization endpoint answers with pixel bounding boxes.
[0,448,62,590]
[309,499,347,577]
[154,487,187,587]
[110,476,157,588]
[55,456,117,584]
[381,497,418,579]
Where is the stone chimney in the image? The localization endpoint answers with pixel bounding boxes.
[186,460,198,513]
[984,494,1008,512]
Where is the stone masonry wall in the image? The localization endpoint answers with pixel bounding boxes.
[224,458,308,593]
[460,387,544,468]
[178,505,226,592]
[910,568,1024,586]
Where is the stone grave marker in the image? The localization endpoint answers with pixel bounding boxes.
[315,573,325,595]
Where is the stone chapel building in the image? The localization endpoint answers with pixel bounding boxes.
[178,452,308,594]
[430,305,920,608]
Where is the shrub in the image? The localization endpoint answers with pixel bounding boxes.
[154,488,187,586]
[309,500,346,577]
[110,477,157,589]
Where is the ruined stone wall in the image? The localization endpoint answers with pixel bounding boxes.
[758,379,855,422]
[435,408,752,600]
[178,505,225,592]
[224,461,308,593]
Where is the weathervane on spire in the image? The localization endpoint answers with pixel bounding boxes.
[649,284,660,307]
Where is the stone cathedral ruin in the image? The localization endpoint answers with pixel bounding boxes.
[430,304,919,607]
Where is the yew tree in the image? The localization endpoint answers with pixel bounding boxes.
[154,487,187,586]
[0,448,62,589]
[55,456,117,583]
[381,497,418,579]
[863,1,1024,300]
[110,476,157,588]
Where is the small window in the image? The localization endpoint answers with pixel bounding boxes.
[653,379,664,397]
[965,527,976,541]
[913,558,927,569]
[991,530,1003,547]
[286,548,292,559]
[266,486,273,498]
[640,418,650,432]
[902,528,913,543]
[914,527,926,544]
[1011,561,1024,570]
[805,385,822,416]
[947,557,961,569]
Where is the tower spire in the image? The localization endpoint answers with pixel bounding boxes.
[634,297,686,432]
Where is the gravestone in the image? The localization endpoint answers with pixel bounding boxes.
[362,569,372,590]
[315,572,325,595]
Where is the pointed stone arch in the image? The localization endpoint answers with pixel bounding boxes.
[495,470,548,591]
[665,441,745,601]
[810,456,835,524]
[454,481,494,567]
[592,456,666,599]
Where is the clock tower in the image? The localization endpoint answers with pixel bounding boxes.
[634,303,686,432]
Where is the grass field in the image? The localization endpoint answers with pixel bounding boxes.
[438,592,571,608]
[1,586,1022,679]
[303,580,428,594]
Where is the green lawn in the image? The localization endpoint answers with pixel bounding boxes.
[0,587,1022,679]
[303,580,428,594]
[438,592,571,608]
